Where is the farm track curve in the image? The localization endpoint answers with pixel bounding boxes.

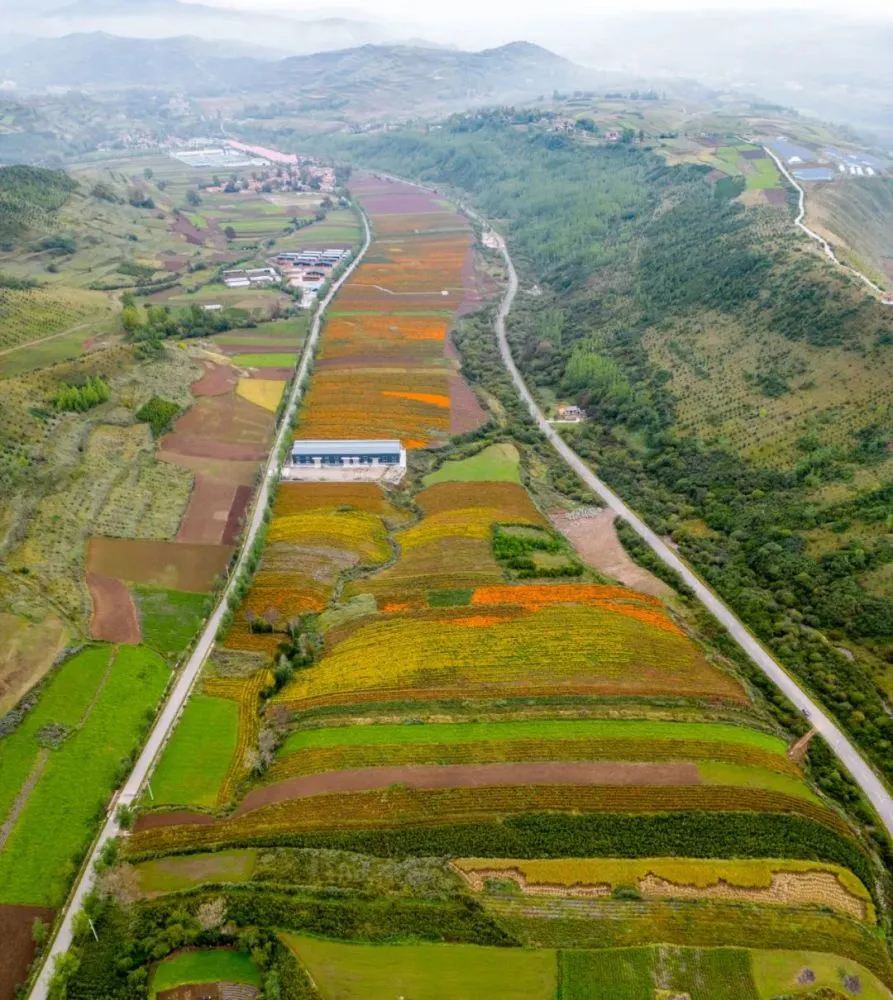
[27,210,373,1000]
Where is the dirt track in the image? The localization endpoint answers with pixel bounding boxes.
[236,760,700,815]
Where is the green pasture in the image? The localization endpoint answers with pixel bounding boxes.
[136,849,257,895]
[231,352,297,367]
[425,443,521,485]
[0,645,169,906]
[0,322,111,378]
[149,694,239,808]
[558,948,654,1000]
[150,949,261,997]
[752,949,892,999]
[698,761,820,802]
[712,145,781,191]
[281,718,789,755]
[282,935,557,1000]
[132,586,207,661]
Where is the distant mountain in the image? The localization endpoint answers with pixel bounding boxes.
[1,33,266,90]
[3,0,404,56]
[0,33,595,112]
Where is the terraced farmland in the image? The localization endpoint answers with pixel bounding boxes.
[56,171,893,1000]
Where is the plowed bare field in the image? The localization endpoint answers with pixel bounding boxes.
[87,537,231,594]
[0,903,54,1000]
[86,571,141,643]
[177,480,238,545]
[235,761,700,814]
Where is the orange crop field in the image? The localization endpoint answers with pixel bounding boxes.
[294,368,452,445]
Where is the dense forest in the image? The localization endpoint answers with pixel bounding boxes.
[277,115,893,784]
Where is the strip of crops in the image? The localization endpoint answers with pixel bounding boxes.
[488,896,893,986]
[265,738,799,785]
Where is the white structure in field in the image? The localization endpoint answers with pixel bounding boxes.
[283,439,407,482]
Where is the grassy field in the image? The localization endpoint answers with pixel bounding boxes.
[425,443,521,485]
[280,719,788,755]
[230,352,297,368]
[132,586,208,661]
[136,849,257,895]
[751,949,892,999]
[150,949,261,997]
[149,694,239,808]
[0,645,170,906]
[282,935,557,999]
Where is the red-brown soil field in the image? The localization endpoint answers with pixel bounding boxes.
[0,904,55,1000]
[87,538,232,594]
[234,761,701,814]
[86,571,142,643]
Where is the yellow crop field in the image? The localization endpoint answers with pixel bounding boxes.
[275,602,745,707]
[236,378,286,413]
[454,857,874,923]
[268,510,391,563]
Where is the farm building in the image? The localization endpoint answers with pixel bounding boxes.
[283,440,407,482]
[222,267,280,288]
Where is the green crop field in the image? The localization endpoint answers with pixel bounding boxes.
[230,352,297,367]
[558,949,654,1000]
[751,949,891,999]
[150,949,261,997]
[132,586,208,660]
[425,443,522,485]
[149,694,239,808]
[282,935,557,999]
[280,719,788,755]
[0,645,169,906]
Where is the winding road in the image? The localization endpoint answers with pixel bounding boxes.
[761,144,887,299]
[488,224,893,840]
[28,212,372,1000]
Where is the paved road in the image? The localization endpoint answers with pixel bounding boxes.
[761,144,886,299]
[489,225,893,840]
[29,212,372,1000]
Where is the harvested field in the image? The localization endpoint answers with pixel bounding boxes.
[86,571,141,644]
[449,373,488,434]
[176,479,238,545]
[454,858,872,922]
[161,393,274,461]
[0,903,55,1000]
[0,613,68,716]
[236,761,701,814]
[87,537,231,593]
[191,362,237,397]
[551,508,671,598]
[159,454,259,487]
[134,810,217,832]
[222,485,253,546]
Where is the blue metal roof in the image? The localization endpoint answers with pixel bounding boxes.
[292,439,403,456]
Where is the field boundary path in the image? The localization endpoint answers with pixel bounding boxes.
[485,217,893,839]
[760,144,887,298]
[28,210,373,1000]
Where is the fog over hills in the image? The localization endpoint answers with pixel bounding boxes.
[0,32,596,110]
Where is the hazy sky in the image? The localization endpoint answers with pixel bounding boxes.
[193,0,893,17]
